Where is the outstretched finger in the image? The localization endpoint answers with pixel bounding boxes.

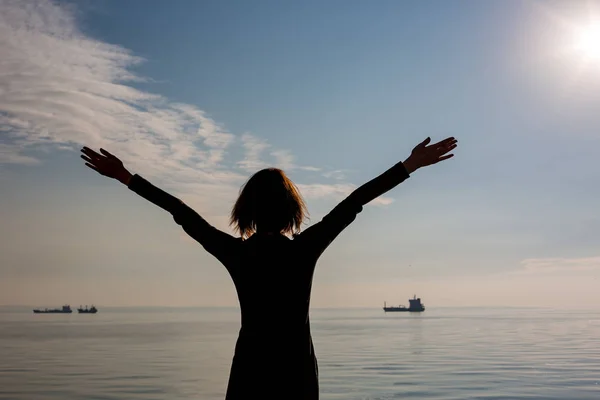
[100,148,116,159]
[437,142,457,155]
[431,137,456,148]
[81,147,103,160]
[80,154,95,164]
[84,162,100,173]
[417,137,431,149]
[434,154,454,164]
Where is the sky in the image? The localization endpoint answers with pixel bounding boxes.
[1,0,600,308]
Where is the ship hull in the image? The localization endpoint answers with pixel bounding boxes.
[32,310,73,314]
[383,296,425,313]
[78,310,98,314]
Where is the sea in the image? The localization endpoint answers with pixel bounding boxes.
[1,307,599,400]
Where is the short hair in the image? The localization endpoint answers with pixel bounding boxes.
[230,168,308,239]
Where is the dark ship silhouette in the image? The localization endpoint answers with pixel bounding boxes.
[32,304,99,314]
[33,305,73,314]
[383,295,425,312]
[77,305,98,314]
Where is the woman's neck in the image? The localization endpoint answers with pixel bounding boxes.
[257,231,279,236]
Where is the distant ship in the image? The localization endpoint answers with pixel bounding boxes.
[33,305,73,314]
[77,305,98,314]
[383,295,425,312]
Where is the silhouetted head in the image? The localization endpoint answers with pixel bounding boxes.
[230,168,308,239]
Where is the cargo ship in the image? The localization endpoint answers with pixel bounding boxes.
[33,305,73,314]
[77,305,98,314]
[383,295,425,312]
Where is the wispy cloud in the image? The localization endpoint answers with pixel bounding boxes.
[296,183,393,205]
[270,149,296,170]
[0,144,40,165]
[0,0,392,214]
[515,256,600,275]
[0,0,238,188]
[237,133,270,171]
[237,133,322,173]
[322,169,348,180]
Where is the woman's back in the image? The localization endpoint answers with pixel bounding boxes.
[229,234,315,333]
[225,234,321,399]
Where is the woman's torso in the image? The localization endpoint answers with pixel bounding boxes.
[227,233,318,356]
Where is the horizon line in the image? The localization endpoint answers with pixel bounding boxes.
[1,304,596,310]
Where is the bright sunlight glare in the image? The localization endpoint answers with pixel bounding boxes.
[574,22,600,59]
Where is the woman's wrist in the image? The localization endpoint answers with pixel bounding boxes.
[402,157,418,174]
[117,169,133,186]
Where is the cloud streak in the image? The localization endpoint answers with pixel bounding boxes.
[0,0,392,216]
[515,256,600,275]
[237,133,324,173]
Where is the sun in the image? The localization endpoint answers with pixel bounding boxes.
[574,22,600,60]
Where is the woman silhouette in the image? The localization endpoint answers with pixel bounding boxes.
[80,136,457,399]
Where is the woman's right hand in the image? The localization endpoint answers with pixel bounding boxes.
[80,147,132,185]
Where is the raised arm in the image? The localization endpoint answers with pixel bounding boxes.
[80,147,239,266]
[298,136,457,257]
[346,136,456,205]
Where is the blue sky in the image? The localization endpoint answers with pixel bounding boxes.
[1,0,600,307]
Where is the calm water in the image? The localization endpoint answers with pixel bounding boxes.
[1,307,599,399]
